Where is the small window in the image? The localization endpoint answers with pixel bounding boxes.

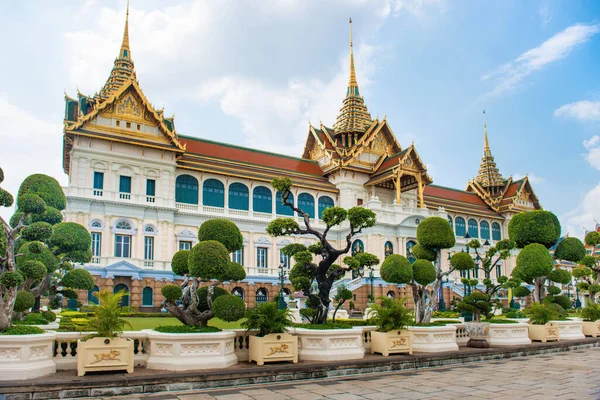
[179,241,192,251]
[280,249,290,269]
[91,233,102,258]
[257,247,268,268]
[357,199,363,206]
[93,172,104,190]
[126,122,131,129]
[144,237,154,261]
[119,176,132,193]
[115,234,131,258]
[116,120,121,127]
[146,179,156,197]
[116,220,132,230]
[136,124,141,131]
[91,220,102,228]
[232,248,243,265]
[144,226,155,233]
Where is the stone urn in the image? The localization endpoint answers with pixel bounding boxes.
[464,322,490,348]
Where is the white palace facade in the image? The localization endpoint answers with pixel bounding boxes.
[61,11,541,310]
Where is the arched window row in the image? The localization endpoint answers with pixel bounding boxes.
[452,215,502,241]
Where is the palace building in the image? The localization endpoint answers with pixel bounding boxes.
[62,9,541,311]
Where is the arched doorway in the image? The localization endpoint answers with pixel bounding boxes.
[256,288,268,304]
[113,283,130,307]
[232,287,244,300]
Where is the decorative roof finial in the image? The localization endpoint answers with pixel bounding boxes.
[349,18,358,89]
[483,109,490,156]
[120,0,131,59]
[475,109,505,190]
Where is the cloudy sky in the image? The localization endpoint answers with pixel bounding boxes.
[0,0,599,237]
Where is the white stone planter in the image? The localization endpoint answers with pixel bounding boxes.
[408,325,458,353]
[0,331,56,381]
[371,330,412,356]
[582,321,600,337]
[328,309,349,320]
[528,323,559,342]
[488,323,531,347]
[363,308,376,320]
[431,317,465,323]
[552,320,585,341]
[248,333,298,365]
[294,327,364,361]
[77,337,134,376]
[145,330,237,371]
[289,308,302,324]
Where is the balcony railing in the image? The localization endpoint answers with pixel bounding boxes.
[119,192,131,200]
[92,189,103,197]
[146,196,155,203]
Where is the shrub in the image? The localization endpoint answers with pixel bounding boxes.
[581,304,600,322]
[49,222,92,262]
[456,292,491,322]
[19,260,46,282]
[515,243,554,281]
[197,219,243,253]
[0,326,45,335]
[551,295,571,310]
[61,269,95,290]
[370,296,412,332]
[380,254,412,284]
[212,295,245,322]
[154,325,221,333]
[450,252,476,271]
[547,286,562,296]
[555,237,586,262]
[242,302,293,337]
[171,250,190,276]
[432,310,461,318]
[412,259,436,285]
[513,286,531,298]
[18,174,66,210]
[508,210,561,249]
[21,313,48,325]
[196,286,229,312]
[86,289,131,337]
[42,310,56,322]
[416,216,455,249]
[506,310,527,319]
[14,291,35,312]
[161,284,182,302]
[525,303,559,325]
[188,240,230,280]
[21,221,53,241]
[412,244,436,261]
[292,322,352,330]
[548,269,572,285]
[0,271,24,288]
[16,241,58,273]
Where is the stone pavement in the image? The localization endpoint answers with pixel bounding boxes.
[133,348,600,400]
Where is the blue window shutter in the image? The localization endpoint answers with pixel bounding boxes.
[146,179,156,196]
[468,219,479,239]
[228,183,249,210]
[276,191,294,216]
[175,175,199,204]
[298,193,315,218]
[492,222,502,240]
[318,196,334,219]
[253,186,272,213]
[142,287,153,307]
[455,217,466,237]
[93,172,104,190]
[203,179,225,207]
[480,221,490,240]
[119,176,131,193]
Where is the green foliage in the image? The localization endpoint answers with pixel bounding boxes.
[585,231,600,247]
[86,289,131,337]
[456,292,491,321]
[514,243,554,282]
[21,222,53,242]
[42,310,56,322]
[506,310,527,318]
[412,259,436,285]
[589,284,600,295]
[31,207,63,225]
[154,325,221,333]
[16,241,58,273]
[49,222,92,263]
[271,177,292,194]
[160,284,182,302]
[197,219,243,252]
[581,304,600,321]
[551,295,571,310]
[347,207,376,231]
[9,212,28,228]
[19,260,46,281]
[354,252,380,268]
[573,266,593,279]
[18,174,66,210]
[242,301,292,337]
[525,303,559,325]
[0,326,45,335]
[380,254,413,284]
[416,216,455,250]
[450,252,476,271]
[554,237,586,262]
[371,296,412,332]
[188,240,230,280]
[226,262,246,282]
[547,286,562,296]
[61,269,95,290]
[508,210,561,249]
[212,295,245,322]
[61,288,78,299]
[432,310,461,318]
[17,193,46,215]
[196,286,229,312]
[14,291,35,312]
[412,244,436,261]
[0,187,14,208]
[21,313,48,325]
[579,256,597,269]
[321,207,347,227]
[171,250,190,276]
[266,218,299,237]
[513,286,531,298]
[548,268,572,285]
[0,271,24,288]
[0,224,5,257]
[281,243,307,257]
[293,322,352,329]
[335,287,353,302]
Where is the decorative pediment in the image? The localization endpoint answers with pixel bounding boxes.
[116,92,143,118]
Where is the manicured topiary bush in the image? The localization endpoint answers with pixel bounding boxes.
[380,255,413,284]
[555,237,586,263]
[547,286,562,296]
[0,326,45,335]
[212,295,245,322]
[508,210,561,249]
[411,244,436,262]
[171,250,190,276]
[41,310,56,322]
[161,284,183,302]
[582,304,600,321]
[196,286,229,312]
[551,295,571,310]
[61,269,95,290]
[14,291,35,313]
[198,219,243,253]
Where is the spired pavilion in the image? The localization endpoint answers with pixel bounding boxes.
[61,9,541,311]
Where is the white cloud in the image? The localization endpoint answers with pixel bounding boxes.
[538,5,552,26]
[0,95,65,222]
[512,172,545,184]
[562,183,600,239]
[554,100,600,121]
[391,0,446,17]
[582,135,600,171]
[481,23,600,97]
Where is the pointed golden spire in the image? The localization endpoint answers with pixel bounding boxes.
[348,18,358,89]
[483,109,491,157]
[475,110,505,190]
[119,0,131,59]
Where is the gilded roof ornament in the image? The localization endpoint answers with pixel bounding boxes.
[475,110,505,188]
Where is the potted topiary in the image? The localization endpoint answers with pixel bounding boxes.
[370,296,412,356]
[456,292,491,348]
[581,304,600,337]
[77,289,134,376]
[243,302,297,365]
[525,303,560,342]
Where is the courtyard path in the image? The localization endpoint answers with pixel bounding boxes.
[123,348,600,399]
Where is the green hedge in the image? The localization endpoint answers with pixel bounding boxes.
[154,325,221,333]
[1,326,46,335]
[293,323,353,330]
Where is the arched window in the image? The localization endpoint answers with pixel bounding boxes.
[298,193,315,219]
[116,220,132,230]
[276,191,294,216]
[88,285,99,305]
[406,240,416,263]
[492,222,502,240]
[256,288,268,304]
[228,183,249,210]
[387,290,396,298]
[142,287,153,307]
[318,196,334,219]
[384,241,393,258]
[455,217,466,237]
[203,179,224,207]
[175,175,199,204]
[468,219,479,239]
[91,220,103,229]
[232,287,244,300]
[447,216,453,230]
[283,288,291,296]
[480,221,490,240]
[352,240,364,256]
[113,283,129,307]
[253,186,272,213]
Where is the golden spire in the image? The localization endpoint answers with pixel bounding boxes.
[475,110,505,190]
[332,18,373,140]
[120,0,131,59]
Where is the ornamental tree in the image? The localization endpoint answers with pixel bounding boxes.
[161,218,246,326]
[467,239,518,298]
[0,169,95,330]
[572,231,600,303]
[509,210,577,303]
[266,177,376,324]
[331,286,352,323]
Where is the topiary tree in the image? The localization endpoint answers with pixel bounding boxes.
[331,286,352,323]
[266,177,376,324]
[456,291,491,322]
[572,232,600,304]
[508,210,576,303]
[0,169,95,330]
[466,239,518,298]
[161,218,246,326]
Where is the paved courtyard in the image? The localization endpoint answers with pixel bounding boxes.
[132,348,600,400]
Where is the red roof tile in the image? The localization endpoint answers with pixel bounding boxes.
[424,185,490,207]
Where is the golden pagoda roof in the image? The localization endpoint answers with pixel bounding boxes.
[98,1,136,101]
[475,114,505,187]
[332,19,373,136]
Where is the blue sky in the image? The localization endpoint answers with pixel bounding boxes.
[0,0,599,237]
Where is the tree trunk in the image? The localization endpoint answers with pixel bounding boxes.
[422,250,443,325]
[533,277,544,303]
[411,283,427,324]
[332,300,345,323]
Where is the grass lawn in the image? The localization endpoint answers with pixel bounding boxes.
[123,317,244,331]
